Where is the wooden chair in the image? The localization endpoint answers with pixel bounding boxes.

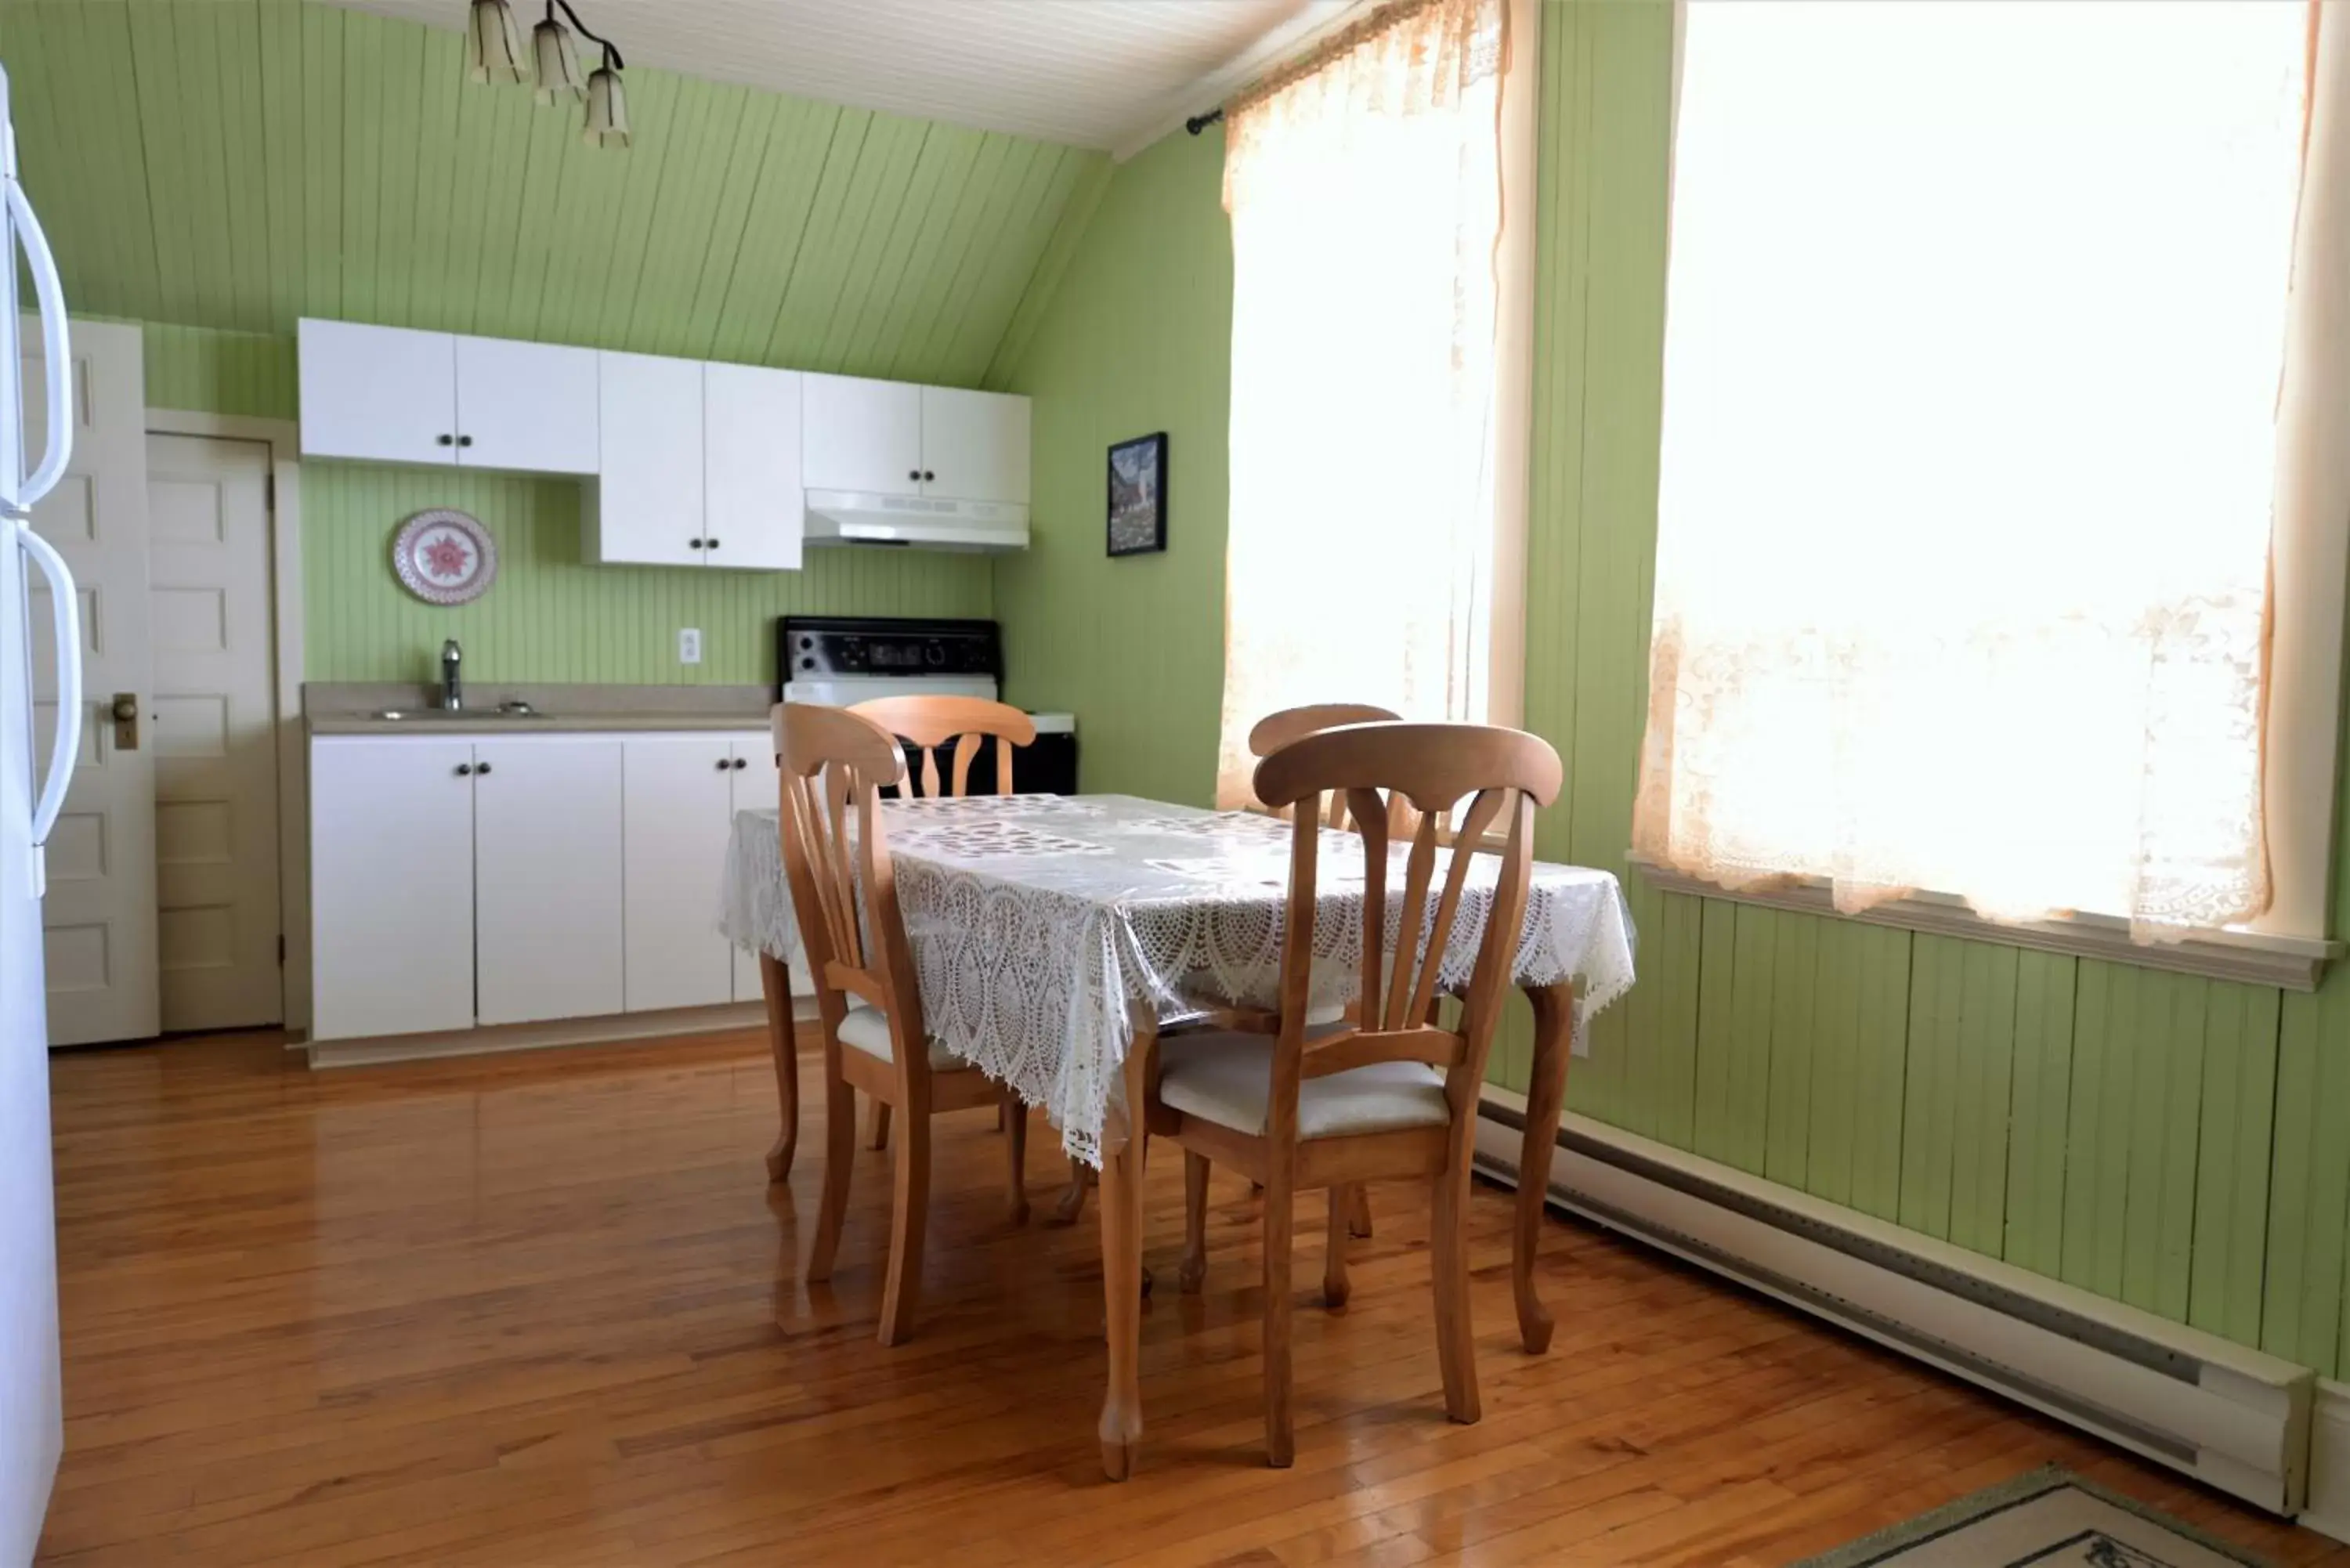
[776,703,1030,1346]
[1144,721,1560,1465]
[848,695,1039,1150]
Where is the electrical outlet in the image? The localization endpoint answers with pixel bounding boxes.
[678,627,702,666]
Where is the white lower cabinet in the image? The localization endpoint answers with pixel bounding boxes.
[623,735,738,1013]
[312,728,789,1045]
[472,737,625,1026]
[309,737,478,1042]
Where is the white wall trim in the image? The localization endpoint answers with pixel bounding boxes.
[1633,855,2341,992]
[142,409,310,1035]
[2305,1379,2350,1544]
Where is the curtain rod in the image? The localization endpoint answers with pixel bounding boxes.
[1185,107,1225,135]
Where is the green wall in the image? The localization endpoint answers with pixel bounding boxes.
[999,0,2350,1378]
[993,130,1232,801]
[0,0,1108,684]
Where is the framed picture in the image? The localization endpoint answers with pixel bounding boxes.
[1106,432,1169,558]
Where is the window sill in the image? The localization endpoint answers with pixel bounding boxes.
[1629,855,2342,992]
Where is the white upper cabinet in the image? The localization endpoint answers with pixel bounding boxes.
[453,334,599,474]
[703,363,804,571]
[803,373,924,497]
[586,350,706,569]
[299,319,457,466]
[919,386,1030,504]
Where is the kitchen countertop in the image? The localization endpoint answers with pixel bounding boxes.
[305,682,776,737]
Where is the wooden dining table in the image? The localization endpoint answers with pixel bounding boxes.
[719,793,1636,1480]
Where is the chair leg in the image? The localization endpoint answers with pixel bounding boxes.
[1430,1162,1480,1425]
[877,1106,932,1346]
[1178,1151,1210,1293]
[1263,1173,1295,1467]
[1348,1183,1373,1239]
[864,1095,891,1151]
[1051,1155,1092,1225]
[1322,1186,1350,1310]
[1003,1093,1029,1225]
[806,1075,857,1284]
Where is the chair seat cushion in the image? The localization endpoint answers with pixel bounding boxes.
[838,1001,969,1071]
[1156,1030,1451,1140]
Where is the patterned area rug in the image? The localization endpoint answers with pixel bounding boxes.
[1796,1468,2270,1567]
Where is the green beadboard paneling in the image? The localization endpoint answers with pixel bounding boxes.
[990,127,1231,803]
[0,0,1108,682]
[991,0,2350,1378]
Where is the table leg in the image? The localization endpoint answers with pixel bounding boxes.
[761,954,800,1185]
[1097,1016,1155,1480]
[1514,981,1576,1354]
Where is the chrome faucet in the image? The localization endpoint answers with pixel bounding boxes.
[440,639,463,712]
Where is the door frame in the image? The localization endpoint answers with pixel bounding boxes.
[141,410,309,1039]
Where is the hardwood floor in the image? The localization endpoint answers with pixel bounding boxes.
[37,1028,2350,1566]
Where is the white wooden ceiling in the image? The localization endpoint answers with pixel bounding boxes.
[321,0,1347,154]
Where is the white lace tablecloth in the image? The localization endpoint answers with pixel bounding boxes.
[719,794,1636,1166]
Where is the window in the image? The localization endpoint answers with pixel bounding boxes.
[1214,0,1534,808]
[1635,1,2343,947]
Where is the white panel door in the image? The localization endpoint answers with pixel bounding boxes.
[297,319,457,465]
[621,735,736,1013]
[586,350,704,567]
[920,387,1030,504]
[802,373,922,497]
[144,433,282,1033]
[23,318,158,1046]
[308,737,475,1042]
[728,732,802,1002]
[454,334,599,475]
[703,362,803,570]
[472,736,624,1026]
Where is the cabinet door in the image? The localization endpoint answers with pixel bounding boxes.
[454,334,599,474]
[704,362,804,571]
[472,737,624,1025]
[622,735,738,1013]
[802,373,923,497]
[728,733,803,1002]
[298,319,457,465]
[920,387,1030,504]
[586,350,705,567]
[309,737,475,1041]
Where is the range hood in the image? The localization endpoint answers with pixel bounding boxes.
[803,489,1029,553]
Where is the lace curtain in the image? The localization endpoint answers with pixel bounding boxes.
[1633,2,2312,940]
[1215,0,1507,809]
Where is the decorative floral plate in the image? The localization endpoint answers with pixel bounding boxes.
[392,509,497,605]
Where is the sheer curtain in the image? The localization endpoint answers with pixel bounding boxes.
[1634,2,2311,939]
[1216,0,1507,809]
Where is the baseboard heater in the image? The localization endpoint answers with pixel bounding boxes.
[1475,1091,2312,1516]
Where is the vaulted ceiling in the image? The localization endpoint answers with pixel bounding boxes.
[0,0,1134,388]
[320,0,1332,154]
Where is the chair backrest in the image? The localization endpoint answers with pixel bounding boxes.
[1248,703,1405,833]
[851,695,1037,800]
[1251,722,1563,1133]
[772,703,928,1064]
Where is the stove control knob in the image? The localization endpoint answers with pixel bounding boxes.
[924,641,946,667]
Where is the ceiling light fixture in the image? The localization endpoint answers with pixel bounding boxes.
[466,0,629,150]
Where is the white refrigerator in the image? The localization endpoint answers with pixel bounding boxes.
[0,59,80,1568]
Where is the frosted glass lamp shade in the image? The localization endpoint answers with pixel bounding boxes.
[465,0,530,85]
[583,65,631,148]
[532,17,585,104]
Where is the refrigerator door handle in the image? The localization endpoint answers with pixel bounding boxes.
[9,175,71,510]
[18,523,79,851]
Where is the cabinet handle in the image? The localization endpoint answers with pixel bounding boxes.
[455,762,473,776]
[689,537,705,549]
[475,761,493,776]
[732,757,748,770]
[923,470,935,482]
[457,434,474,448]
[436,435,454,446]
[908,469,921,482]
[714,757,730,771]
[705,537,720,550]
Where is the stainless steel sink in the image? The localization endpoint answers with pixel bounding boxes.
[371,702,542,722]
